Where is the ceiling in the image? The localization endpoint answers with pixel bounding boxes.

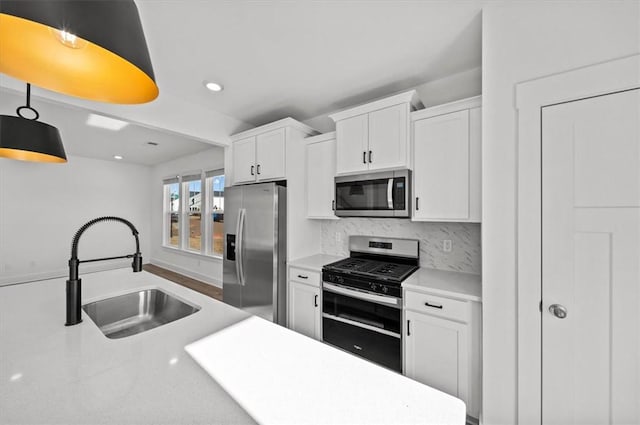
[0,87,218,166]
[139,0,483,126]
[0,1,483,165]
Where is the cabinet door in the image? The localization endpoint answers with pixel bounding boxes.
[413,110,470,221]
[256,128,286,181]
[233,136,256,185]
[306,138,336,218]
[405,310,469,404]
[336,114,369,175]
[288,281,321,340]
[368,103,408,170]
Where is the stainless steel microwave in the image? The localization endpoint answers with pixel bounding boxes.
[334,170,411,217]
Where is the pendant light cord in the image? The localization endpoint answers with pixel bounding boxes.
[16,83,40,121]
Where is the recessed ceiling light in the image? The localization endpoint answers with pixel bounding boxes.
[87,114,129,131]
[204,81,224,92]
[113,155,123,160]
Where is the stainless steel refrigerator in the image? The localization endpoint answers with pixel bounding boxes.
[223,182,287,325]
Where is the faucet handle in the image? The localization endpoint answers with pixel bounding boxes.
[132,253,143,272]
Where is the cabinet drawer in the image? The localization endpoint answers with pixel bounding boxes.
[289,267,320,286]
[405,292,469,323]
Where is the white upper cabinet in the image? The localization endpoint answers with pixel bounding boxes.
[232,128,285,185]
[305,132,337,219]
[230,119,315,186]
[411,96,482,222]
[330,91,420,176]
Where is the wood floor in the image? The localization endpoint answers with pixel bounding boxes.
[143,264,222,301]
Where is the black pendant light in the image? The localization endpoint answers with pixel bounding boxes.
[0,84,67,163]
[0,0,158,104]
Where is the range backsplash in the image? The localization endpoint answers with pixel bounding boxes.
[321,218,481,275]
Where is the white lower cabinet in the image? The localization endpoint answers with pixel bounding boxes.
[287,266,322,340]
[404,290,481,420]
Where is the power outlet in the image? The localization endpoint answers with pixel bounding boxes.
[442,240,452,253]
[335,232,342,244]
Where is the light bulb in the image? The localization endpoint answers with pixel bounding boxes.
[52,29,87,49]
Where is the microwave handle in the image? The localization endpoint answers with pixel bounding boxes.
[387,179,394,209]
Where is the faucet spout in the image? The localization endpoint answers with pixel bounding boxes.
[65,216,142,326]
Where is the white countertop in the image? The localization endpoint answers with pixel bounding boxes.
[288,253,344,270]
[1,267,465,424]
[0,268,254,425]
[402,268,482,302]
[187,316,464,425]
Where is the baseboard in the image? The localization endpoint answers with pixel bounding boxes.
[150,258,222,288]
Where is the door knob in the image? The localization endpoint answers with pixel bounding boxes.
[549,304,568,319]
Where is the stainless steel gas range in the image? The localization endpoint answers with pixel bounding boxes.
[321,236,419,372]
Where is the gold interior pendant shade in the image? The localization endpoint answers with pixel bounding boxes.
[0,1,158,104]
[0,84,67,163]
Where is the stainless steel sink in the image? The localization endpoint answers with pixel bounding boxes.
[82,289,200,339]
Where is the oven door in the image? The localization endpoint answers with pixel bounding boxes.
[322,282,402,372]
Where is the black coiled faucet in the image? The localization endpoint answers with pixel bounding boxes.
[65,216,143,326]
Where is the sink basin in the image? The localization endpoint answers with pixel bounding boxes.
[82,289,200,339]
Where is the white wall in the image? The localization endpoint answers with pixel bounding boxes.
[0,156,151,285]
[150,146,225,286]
[303,68,482,133]
[482,2,639,424]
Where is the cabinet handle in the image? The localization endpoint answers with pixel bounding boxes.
[368,150,372,163]
[407,319,411,336]
[415,197,419,211]
[314,294,318,307]
[425,301,443,309]
[250,165,254,176]
[332,200,335,210]
[362,151,367,164]
[297,274,308,279]
[257,164,261,175]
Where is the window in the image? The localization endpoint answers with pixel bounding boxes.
[162,169,224,257]
[163,178,180,248]
[182,174,202,252]
[206,171,225,256]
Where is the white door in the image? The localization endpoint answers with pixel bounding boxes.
[306,138,336,218]
[255,128,286,182]
[288,281,320,340]
[542,89,639,425]
[232,136,256,184]
[405,310,468,402]
[368,103,407,170]
[412,109,470,221]
[335,114,368,175]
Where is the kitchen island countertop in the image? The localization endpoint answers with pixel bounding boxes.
[0,267,465,424]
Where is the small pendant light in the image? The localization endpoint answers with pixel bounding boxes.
[0,84,67,163]
[0,0,158,104]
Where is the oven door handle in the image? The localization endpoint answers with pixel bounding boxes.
[323,282,401,307]
[322,313,401,339]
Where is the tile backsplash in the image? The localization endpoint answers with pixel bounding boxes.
[321,218,481,275]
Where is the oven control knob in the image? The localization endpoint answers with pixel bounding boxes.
[337,276,344,284]
[382,286,388,293]
[370,283,378,291]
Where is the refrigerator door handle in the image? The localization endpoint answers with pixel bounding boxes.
[236,208,246,286]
